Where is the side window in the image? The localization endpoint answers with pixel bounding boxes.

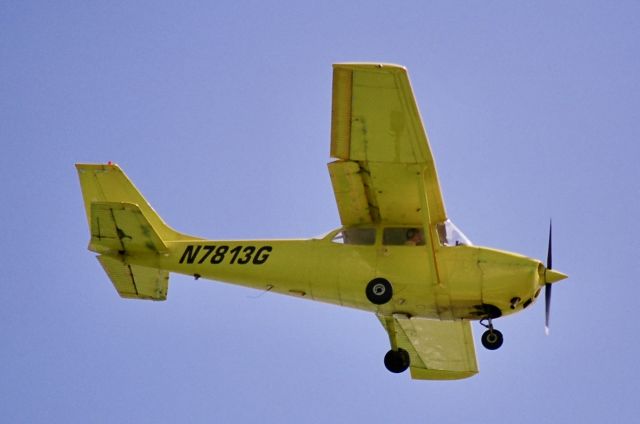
[383,227,425,246]
[331,228,376,245]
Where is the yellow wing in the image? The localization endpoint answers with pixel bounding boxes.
[329,63,446,226]
[379,314,478,380]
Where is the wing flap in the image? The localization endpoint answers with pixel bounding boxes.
[327,160,373,225]
[368,162,425,225]
[97,255,168,300]
[379,314,478,380]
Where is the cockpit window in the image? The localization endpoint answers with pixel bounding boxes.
[383,227,425,246]
[331,227,376,245]
[436,219,472,246]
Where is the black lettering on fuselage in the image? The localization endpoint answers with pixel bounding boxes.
[253,246,272,264]
[179,245,201,264]
[179,244,273,265]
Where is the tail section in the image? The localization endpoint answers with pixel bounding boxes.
[97,255,169,300]
[87,201,169,255]
[76,163,192,243]
[76,163,197,300]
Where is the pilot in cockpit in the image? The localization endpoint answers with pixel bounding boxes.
[405,228,424,246]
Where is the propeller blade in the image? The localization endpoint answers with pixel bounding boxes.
[547,220,552,270]
[544,283,551,335]
[545,220,552,335]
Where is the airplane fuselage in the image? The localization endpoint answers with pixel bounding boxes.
[125,226,544,322]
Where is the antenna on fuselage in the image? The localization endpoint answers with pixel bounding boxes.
[247,284,274,299]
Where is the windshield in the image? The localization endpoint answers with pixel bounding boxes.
[436,219,472,246]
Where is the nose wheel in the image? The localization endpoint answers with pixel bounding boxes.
[480,318,504,350]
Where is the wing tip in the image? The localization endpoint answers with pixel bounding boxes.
[332,62,407,73]
[410,367,478,380]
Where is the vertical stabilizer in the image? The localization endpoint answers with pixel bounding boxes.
[76,163,194,242]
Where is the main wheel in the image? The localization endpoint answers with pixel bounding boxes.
[366,278,393,305]
[481,329,504,350]
[384,348,410,373]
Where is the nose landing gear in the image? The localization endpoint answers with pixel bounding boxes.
[480,318,504,350]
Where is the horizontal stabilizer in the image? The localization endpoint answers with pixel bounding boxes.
[89,201,168,255]
[97,255,168,300]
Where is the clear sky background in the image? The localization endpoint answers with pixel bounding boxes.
[2,1,639,422]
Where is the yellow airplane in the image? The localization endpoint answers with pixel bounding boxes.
[77,63,568,380]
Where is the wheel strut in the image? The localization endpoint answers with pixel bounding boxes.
[480,317,494,332]
[480,317,504,350]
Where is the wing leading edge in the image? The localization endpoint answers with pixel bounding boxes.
[329,63,447,226]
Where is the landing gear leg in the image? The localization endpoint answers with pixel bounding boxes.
[382,315,410,374]
[480,318,504,350]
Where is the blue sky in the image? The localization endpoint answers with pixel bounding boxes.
[2,1,639,422]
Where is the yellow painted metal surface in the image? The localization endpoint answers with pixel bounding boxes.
[89,201,168,254]
[76,164,196,242]
[76,63,568,380]
[98,255,168,301]
[328,161,372,225]
[329,64,447,225]
[379,314,479,380]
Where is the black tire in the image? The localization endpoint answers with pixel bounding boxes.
[365,278,393,305]
[384,348,410,373]
[481,329,504,350]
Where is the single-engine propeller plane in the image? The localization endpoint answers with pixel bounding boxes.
[77,63,568,380]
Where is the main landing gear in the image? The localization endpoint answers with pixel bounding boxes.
[480,318,504,350]
[379,313,411,375]
[366,280,410,374]
[365,278,393,305]
[384,348,410,373]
